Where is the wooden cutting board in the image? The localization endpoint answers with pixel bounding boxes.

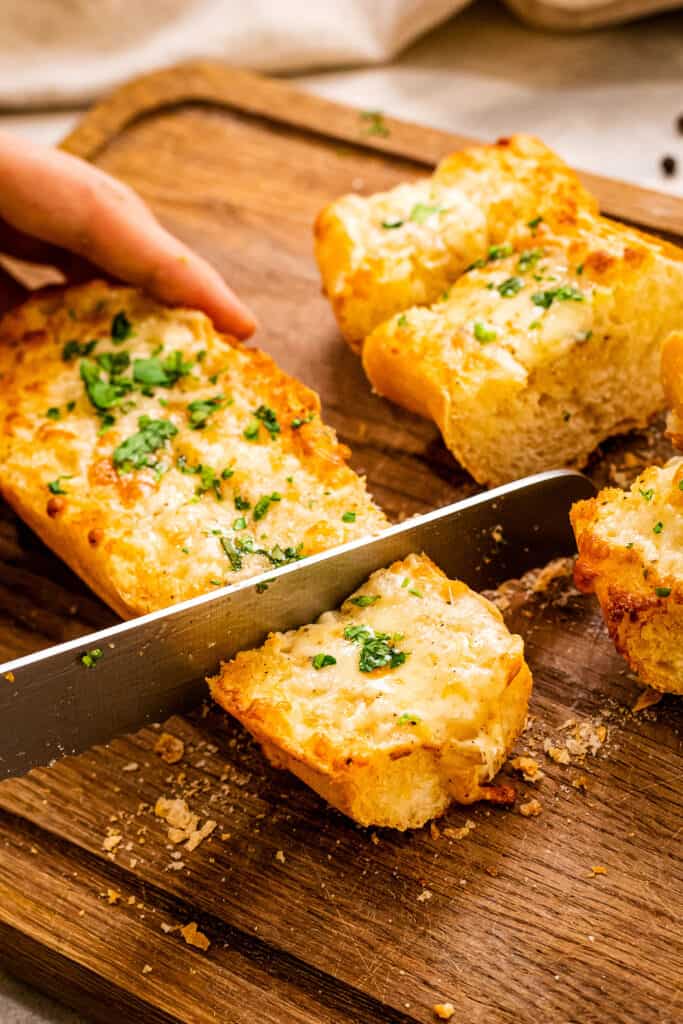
[0,63,681,1024]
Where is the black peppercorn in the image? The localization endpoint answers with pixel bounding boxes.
[661,155,677,176]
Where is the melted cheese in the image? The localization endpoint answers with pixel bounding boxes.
[0,283,386,616]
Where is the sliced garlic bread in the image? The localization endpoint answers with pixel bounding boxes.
[209,553,531,830]
[0,282,386,617]
[315,134,596,350]
[362,215,683,485]
[572,458,683,695]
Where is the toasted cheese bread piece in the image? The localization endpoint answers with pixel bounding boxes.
[314,134,596,350]
[362,215,683,486]
[0,282,386,618]
[572,458,683,695]
[209,553,532,830]
[661,330,683,449]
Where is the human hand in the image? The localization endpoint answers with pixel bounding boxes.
[0,131,257,337]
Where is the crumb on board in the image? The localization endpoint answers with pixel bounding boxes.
[589,865,607,878]
[102,832,122,852]
[122,762,139,772]
[519,798,542,818]
[417,889,432,903]
[180,922,211,951]
[154,732,185,764]
[572,775,589,791]
[443,820,476,841]
[433,1003,455,1020]
[275,849,286,864]
[543,742,571,765]
[509,755,544,783]
[103,888,122,905]
[632,688,663,713]
[430,821,441,840]
[142,964,153,975]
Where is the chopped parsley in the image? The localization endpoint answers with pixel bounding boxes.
[639,488,655,502]
[80,357,132,415]
[576,330,593,342]
[111,311,133,343]
[62,338,97,361]
[487,243,513,261]
[653,521,664,534]
[679,480,683,491]
[382,218,404,229]
[81,648,103,669]
[531,284,584,309]
[47,474,73,495]
[234,495,251,511]
[133,350,193,388]
[397,314,408,328]
[517,248,543,272]
[233,516,247,530]
[46,406,61,420]
[529,319,541,330]
[360,110,389,137]
[113,416,178,472]
[527,215,543,230]
[343,624,408,673]
[312,653,336,670]
[341,511,357,523]
[255,404,280,439]
[396,712,421,726]
[291,413,315,429]
[187,394,224,430]
[195,464,224,501]
[474,322,497,344]
[655,587,671,598]
[408,588,423,598]
[349,595,381,607]
[410,203,445,224]
[497,276,524,297]
[220,534,303,572]
[253,492,282,521]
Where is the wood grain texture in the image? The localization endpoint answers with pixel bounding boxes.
[0,63,681,1024]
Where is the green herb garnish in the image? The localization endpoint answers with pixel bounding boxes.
[527,216,543,230]
[62,339,97,361]
[187,394,224,430]
[113,416,178,472]
[474,322,497,344]
[46,407,61,420]
[291,413,315,430]
[81,648,103,669]
[410,203,445,224]
[653,521,664,534]
[531,285,584,309]
[360,110,389,137]
[341,511,357,523]
[343,624,408,673]
[253,492,282,521]
[349,595,381,607]
[382,218,404,229]
[517,248,543,272]
[639,488,655,502]
[497,277,524,297]
[396,712,421,726]
[488,243,513,261]
[397,314,408,328]
[111,311,133,343]
[312,653,337,670]
[655,587,671,598]
[47,474,73,495]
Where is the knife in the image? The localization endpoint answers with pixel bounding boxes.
[0,469,594,779]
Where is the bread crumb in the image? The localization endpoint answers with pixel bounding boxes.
[484,865,499,878]
[122,762,139,772]
[185,819,216,853]
[102,833,122,852]
[519,798,542,818]
[632,688,663,713]
[433,1002,455,1019]
[510,755,544,783]
[180,922,210,951]
[543,741,571,765]
[572,774,589,791]
[275,849,286,864]
[443,819,476,841]
[154,732,185,764]
[589,865,607,877]
[417,889,432,902]
[105,888,122,905]
[142,964,153,975]
[430,821,441,840]
[370,832,380,846]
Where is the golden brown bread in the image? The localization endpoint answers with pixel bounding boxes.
[571,458,683,695]
[314,134,597,351]
[0,281,386,617]
[362,214,683,485]
[209,553,532,830]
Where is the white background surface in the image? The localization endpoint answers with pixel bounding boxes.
[1,2,682,1021]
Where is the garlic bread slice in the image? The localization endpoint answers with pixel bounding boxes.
[209,553,531,830]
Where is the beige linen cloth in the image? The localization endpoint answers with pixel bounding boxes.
[0,0,468,107]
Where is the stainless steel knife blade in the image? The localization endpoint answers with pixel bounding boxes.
[0,469,594,779]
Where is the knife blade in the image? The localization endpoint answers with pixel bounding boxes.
[0,469,594,779]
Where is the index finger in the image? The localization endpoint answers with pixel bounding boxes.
[0,132,257,338]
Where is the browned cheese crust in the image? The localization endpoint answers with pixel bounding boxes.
[0,282,386,617]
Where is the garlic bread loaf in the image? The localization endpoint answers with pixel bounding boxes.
[209,553,531,830]
[572,458,683,695]
[0,282,386,617]
[362,215,683,486]
[315,134,596,351]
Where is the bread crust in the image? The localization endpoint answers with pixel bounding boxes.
[315,134,597,350]
[209,553,532,830]
[0,282,386,617]
[571,458,683,694]
[362,214,683,485]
